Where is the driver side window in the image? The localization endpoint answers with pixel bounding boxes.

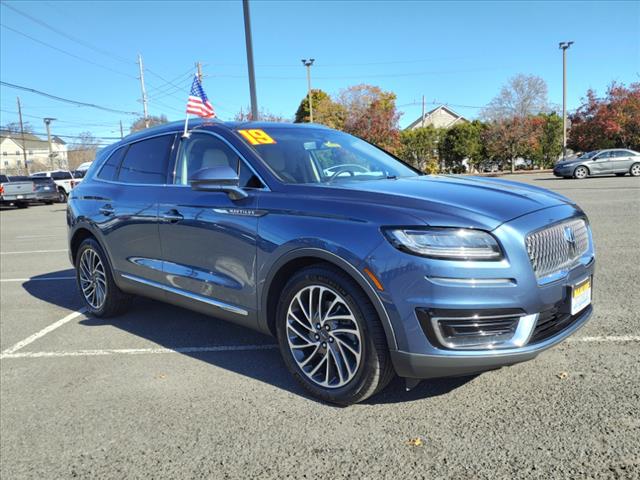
[173,133,262,188]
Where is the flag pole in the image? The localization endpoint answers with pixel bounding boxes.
[182,113,189,137]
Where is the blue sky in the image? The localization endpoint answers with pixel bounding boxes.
[1,0,638,145]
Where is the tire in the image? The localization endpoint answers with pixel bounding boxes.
[45,201,54,205]
[573,166,589,179]
[75,238,131,317]
[276,265,394,405]
[16,202,28,209]
[57,189,68,203]
[615,173,626,177]
[631,163,640,177]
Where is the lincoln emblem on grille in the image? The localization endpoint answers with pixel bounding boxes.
[563,225,576,255]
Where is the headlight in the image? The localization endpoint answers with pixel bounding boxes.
[383,228,503,260]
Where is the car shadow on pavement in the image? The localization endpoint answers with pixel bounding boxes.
[23,270,473,405]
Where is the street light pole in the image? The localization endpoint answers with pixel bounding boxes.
[242,0,259,121]
[559,41,574,160]
[301,59,315,122]
[43,117,56,169]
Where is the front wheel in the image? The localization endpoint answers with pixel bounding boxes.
[276,265,394,405]
[573,166,589,179]
[57,189,68,203]
[76,238,131,317]
[630,163,640,177]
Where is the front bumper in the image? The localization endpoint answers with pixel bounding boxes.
[365,204,595,379]
[391,304,592,378]
[553,166,574,177]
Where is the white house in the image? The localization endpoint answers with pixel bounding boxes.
[0,130,68,174]
[405,105,469,130]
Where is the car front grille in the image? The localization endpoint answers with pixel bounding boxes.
[526,218,589,280]
[529,304,591,344]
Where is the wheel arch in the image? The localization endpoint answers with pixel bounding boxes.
[69,225,115,274]
[260,248,398,351]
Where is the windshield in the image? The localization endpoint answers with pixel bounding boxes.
[236,127,419,184]
[578,151,598,159]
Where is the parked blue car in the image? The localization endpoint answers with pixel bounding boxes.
[67,120,595,404]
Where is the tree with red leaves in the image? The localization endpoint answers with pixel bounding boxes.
[568,82,640,152]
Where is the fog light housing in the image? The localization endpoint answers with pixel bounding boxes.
[417,309,538,350]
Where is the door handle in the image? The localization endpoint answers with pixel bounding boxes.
[162,209,183,223]
[99,204,115,216]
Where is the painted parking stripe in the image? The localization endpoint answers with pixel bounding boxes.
[570,335,640,343]
[0,344,278,359]
[0,277,75,283]
[1,309,87,355]
[0,249,67,255]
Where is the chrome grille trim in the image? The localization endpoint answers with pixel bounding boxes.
[526,218,589,280]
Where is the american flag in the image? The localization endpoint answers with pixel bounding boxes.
[186,75,215,118]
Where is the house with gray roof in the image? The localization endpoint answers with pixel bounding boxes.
[0,130,68,174]
[405,105,469,130]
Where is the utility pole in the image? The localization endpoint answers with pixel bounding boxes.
[559,41,574,160]
[119,120,124,139]
[242,0,259,120]
[196,61,203,82]
[137,53,149,128]
[301,59,315,122]
[421,95,425,128]
[43,117,56,169]
[16,97,29,175]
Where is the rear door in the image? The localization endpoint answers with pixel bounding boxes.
[157,131,265,328]
[94,133,177,284]
[611,150,635,172]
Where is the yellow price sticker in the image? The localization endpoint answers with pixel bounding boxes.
[237,129,276,145]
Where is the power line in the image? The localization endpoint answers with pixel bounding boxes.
[0,81,141,116]
[0,108,121,127]
[0,23,137,79]
[0,0,132,65]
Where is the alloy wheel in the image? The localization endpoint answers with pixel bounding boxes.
[286,285,362,389]
[78,248,107,310]
[631,164,640,177]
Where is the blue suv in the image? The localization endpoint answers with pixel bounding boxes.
[68,120,595,404]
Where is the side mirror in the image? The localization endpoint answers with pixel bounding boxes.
[189,166,248,200]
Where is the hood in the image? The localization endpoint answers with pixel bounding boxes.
[329,175,574,230]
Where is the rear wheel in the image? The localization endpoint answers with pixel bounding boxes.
[15,202,28,209]
[76,238,131,317]
[57,189,68,203]
[630,163,640,177]
[573,166,589,179]
[276,265,394,405]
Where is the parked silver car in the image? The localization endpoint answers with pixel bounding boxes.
[553,149,640,179]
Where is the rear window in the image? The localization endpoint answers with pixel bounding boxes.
[31,177,53,185]
[0,174,9,182]
[117,135,174,184]
[97,146,127,181]
[51,171,72,180]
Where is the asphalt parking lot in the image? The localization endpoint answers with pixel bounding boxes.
[1,173,639,479]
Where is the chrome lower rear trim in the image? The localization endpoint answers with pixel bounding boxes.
[120,273,248,316]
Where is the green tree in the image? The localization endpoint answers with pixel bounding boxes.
[482,117,535,173]
[399,126,441,173]
[130,114,169,133]
[295,89,329,122]
[530,113,563,168]
[440,121,485,173]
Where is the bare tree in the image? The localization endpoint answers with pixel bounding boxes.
[67,131,100,169]
[2,121,34,134]
[482,74,550,121]
[130,114,169,133]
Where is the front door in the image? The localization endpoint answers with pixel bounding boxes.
[158,132,264,328]
[589,151,613,174]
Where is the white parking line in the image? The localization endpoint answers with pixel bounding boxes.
[0,249,67,255]
[0,344,279,359]
[0,277,75,283]
[570,335,640,343]
[15,234,64,239]
[1,309,86,355]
